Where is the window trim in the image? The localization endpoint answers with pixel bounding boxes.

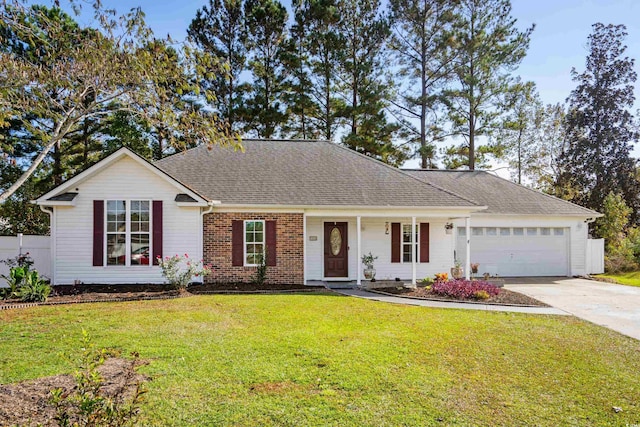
[400,223,419,264]
[243,219,266,267]
[104,199,152,267]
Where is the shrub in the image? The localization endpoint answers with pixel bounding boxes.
[420,277,434,287]
[1,265,27,299]
[17,270,51,302]
[1,253,51,302]
[50,330,145,427]
[473,290,490,300]
[434,272,448,282]
[431,279,500,300]
[157,254,212,290]
[253,250,268,286]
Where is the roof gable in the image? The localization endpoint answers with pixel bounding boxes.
[404,170,600,217]
[155,140,483,209]
[36,147,209,206]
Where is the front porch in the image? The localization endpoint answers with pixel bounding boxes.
[303,212,472,286]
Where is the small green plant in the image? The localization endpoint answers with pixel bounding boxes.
[361,252,378,269]
[420,277,434,287]
[253,249,268,286]
[473,290,490,300]
[1,253,51,302]
[17,270,51,302]
[1,265,27,299]
[50,330,146,427]
[157,254,212,290]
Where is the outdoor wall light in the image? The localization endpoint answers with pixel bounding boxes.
[385,222,389,234]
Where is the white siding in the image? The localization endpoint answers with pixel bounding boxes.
[54,156,202,285]
[453,215,589,277]
[306,217,453,281]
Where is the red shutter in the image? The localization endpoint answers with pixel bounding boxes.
[232,220,243,266]
[93,200,104,266]
[391,222,400,263]
[420,223,430,263]
[266,220,277,266]
[152,201,163,265]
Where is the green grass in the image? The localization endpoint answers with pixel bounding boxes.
[597,271,640,287]
[1,293,639,426]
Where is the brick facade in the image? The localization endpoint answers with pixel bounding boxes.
[203,212,304,285]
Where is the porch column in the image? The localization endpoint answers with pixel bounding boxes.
[412,216,417,285]
[465,217,471,280]
[303,212,307,285]
[357,216,362,286]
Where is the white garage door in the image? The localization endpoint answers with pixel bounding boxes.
[456,226,569,277]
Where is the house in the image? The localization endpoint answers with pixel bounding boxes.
[35,139,602,286]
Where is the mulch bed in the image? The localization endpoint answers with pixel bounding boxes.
[375,286,549,307]
[0,283,320,309]
[0,357,148,427]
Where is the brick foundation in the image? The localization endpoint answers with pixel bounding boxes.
[203,212,304,285]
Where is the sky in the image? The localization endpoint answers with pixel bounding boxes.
[73,0,640,162]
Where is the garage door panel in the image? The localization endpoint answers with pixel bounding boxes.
[456,227,568,277]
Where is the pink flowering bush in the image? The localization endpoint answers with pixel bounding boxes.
[157,254,212,290]
[431,279,500,300]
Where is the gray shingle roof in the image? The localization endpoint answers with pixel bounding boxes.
[47,192,78,202]
[175,193,199,203]
[155,140,479,208]
[404,170,599,216]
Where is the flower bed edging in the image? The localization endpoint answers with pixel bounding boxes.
[366,288,544,308]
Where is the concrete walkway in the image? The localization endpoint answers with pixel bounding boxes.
[331,287,568,315]
[505,277,640,341]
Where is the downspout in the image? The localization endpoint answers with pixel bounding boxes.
[39,205,55,285]
[199,200,221,282]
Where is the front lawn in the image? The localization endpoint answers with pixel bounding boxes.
[597,271,640,287]
[1,293,639,426]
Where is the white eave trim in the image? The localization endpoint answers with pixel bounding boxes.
[177,201,209,207]
[34,147,209,205]
[34,200,76,207]
[215,203,488,212]
[469,212,604,219]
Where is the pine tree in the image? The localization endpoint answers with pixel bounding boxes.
[281,1,320,139]
[495,80,542,184]
[443,0,534,170]
[558,23,640,225]
[298,0,343,141]
[243,0,289,138]
[335,0,407,166]
[188,0,248,131]
[388,0,457,169]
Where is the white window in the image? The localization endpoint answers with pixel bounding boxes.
[458,227,466,236]
[554,228,565,236]
[106,200,150,266]
[541,227,551,236]
[486,227,497,236]
[527,228,538,236]
[244,220,265,266]
[513,227,524,236]
[402,224,419,263]
[472,227,483,236]
[500,228,511,236]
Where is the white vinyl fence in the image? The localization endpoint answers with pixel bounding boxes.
[0,235,51,284]
[586,238,605,275]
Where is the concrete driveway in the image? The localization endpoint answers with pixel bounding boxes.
[505,277,640,341]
